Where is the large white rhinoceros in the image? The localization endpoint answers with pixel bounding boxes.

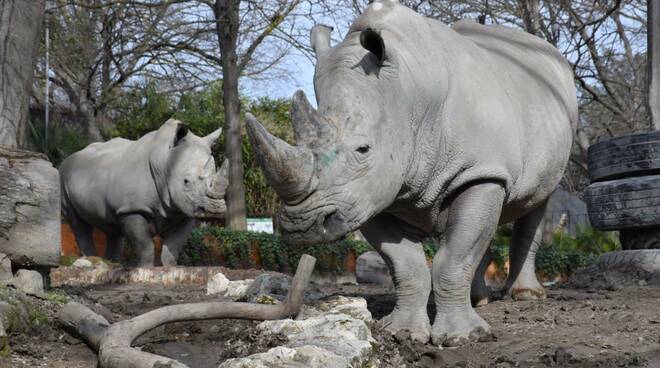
[60,119,228,266]
[246,0,577,346]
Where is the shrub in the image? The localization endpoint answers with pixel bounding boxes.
[535,225,619,277]
[179,225,374,273]
[111,82,292,218]
[26,119,93,167]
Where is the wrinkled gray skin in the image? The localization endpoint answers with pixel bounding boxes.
[246,0,576,346]
[60,119,228,266]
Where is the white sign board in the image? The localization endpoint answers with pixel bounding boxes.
[247,218,274,234]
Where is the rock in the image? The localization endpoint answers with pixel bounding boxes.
[218,345,350,368]
[72,258,93,268]
[255,295,279,305]
[313,296,373,322]
[257,313,374,366]
[11,269,44,297]
[207,272,230,295]
[245,273,292,302]
[0,254,11,287]
[356,251,392,285]
[223,279,253,300]
[0,147,60,268]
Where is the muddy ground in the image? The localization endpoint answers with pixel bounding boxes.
[4,267,660,368]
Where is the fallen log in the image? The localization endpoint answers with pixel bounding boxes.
[59,254,316,368]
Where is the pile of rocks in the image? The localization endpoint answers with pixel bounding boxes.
[220,296,376,368]
[205,270,377,367]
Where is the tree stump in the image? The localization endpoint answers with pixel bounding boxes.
[0,146,60,267]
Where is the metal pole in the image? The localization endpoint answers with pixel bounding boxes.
[44,12,49,151]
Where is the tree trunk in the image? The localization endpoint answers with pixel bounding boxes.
[649,0,660,130]
[0,0,45,148]
[215,0,247,230]
[0,147,60,267]
[519,0,541,36]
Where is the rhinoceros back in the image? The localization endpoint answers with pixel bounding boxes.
[449,20,577,217]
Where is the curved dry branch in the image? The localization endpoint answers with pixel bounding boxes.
[59,254,317,368]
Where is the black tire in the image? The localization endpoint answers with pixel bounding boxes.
[585,175,660,230]
[588,131,660,182]
[619,228,660,250]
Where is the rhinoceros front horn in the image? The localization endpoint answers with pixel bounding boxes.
[245,113,316,203]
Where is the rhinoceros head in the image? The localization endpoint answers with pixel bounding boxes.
[151,119,228,219]
[247,1,426,244]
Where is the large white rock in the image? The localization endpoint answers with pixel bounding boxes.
[0,147,60,267]
[218,345,349,368]
[12,269,44,297]
[0,253,12,286]
[207,272,230,295]
[72,258,93,268]
[218,296,376,367]
[224,279,254,300]
[310,296,373,322]
[257,312,374,366]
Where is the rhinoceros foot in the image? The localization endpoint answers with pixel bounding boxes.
[509,287,546,301]
[431,307,493,347]
[379,307,431,343]
[507,273,546,301]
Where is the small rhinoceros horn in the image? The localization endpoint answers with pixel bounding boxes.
[291,90,334,147]
[245,113,316,203]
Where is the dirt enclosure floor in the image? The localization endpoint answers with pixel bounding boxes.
[5,267,660,368]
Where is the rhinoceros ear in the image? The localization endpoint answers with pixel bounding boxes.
[360,28,386,65]
[310,24,333,58]
[203,127,223,147]
[219,158,229,178]
[173,124,189,147]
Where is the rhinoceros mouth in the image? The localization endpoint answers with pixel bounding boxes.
[193,198,227,219]
[277,201,362,245]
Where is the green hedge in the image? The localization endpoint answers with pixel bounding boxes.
[178,225,372,273]
[179,224,619,277]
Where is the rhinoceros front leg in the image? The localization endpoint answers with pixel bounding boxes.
[504,201,547,300]
[360,214,432,343]
[431,182,505,346]
[120,214,155,267]
[160,219,196,267]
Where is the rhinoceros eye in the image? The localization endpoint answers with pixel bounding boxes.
[356,145,371,154]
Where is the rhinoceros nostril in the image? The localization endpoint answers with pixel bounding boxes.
[322,211,344,235]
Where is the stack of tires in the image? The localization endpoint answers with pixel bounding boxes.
[585,132,660,271]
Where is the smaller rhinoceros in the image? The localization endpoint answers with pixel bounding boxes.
[60,119,228,266]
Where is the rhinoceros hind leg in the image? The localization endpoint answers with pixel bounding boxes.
[160,219,196,267]
[105,234,124,262]
[360,214,431,343]
[431,182,504,346]
[471,248,494,307]
[504,202,547,301]
[68,212,96,257]
[120,214,155,267]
